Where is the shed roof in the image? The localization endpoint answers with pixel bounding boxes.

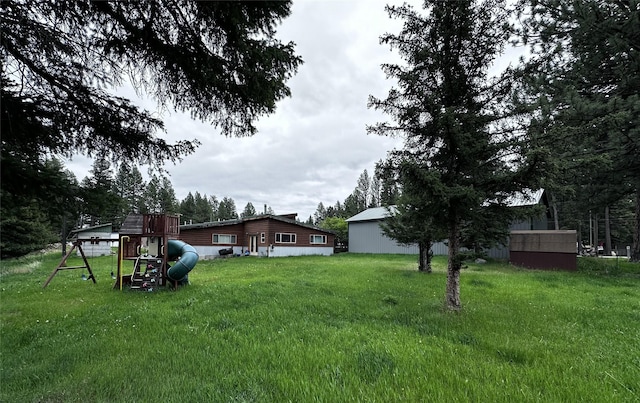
[346,206,396,222]
[504,188,545,207]
[70,223,113,234]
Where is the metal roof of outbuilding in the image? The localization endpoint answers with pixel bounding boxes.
[345,206,396,222]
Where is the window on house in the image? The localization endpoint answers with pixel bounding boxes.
[212,234,237,244]
[275,233,296,243]
[310,234,327,244]
[261,232,265,243]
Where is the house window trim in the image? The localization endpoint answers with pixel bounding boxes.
[212,234,237,244]
[275,232,297,244]
[310,234,327,245]
[260,232,265,244]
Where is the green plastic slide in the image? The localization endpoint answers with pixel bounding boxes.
[167,239,199,282]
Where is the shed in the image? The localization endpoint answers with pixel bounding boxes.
[346,189,552,258]
[510,230,577,270]
[68,223,116,257]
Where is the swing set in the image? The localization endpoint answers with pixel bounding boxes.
[43,236,116,288]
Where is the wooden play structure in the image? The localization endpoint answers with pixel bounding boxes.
[44,213,199,290]
[116,213,178,290]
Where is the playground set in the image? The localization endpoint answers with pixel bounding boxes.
[43,213,199,291]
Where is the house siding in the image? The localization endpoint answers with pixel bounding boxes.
[179,223,245,248]
[179,216,334,258]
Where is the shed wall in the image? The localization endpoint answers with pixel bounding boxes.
[348,221,419,254]
[75,230,115,257]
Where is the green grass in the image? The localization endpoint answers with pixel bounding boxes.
[1,252,639,402]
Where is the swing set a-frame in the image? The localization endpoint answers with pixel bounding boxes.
[42,237,111,288]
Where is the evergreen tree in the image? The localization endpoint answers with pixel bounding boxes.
[331,201,344,218]
[355,170,371,211]
[0,157,77,257]
[369,0,546,310]
[142,175,177,214]
[158,177,178,214]
[2,1,302,171]
[241,202,257,218]
[218,197,239,220]
[193,192,214,223]
[112,163,145,226]
[380,168,444,273]
[517,0,640,261]
[343,193,361,218]
[179,192,197,223]
[374,159,400,206]
[314,202,327,225]
[0,200,57,258]
[80,156,120,226]
[209,196,220,220]
[140,176,159,214]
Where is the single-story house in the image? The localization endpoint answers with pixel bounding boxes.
[179,213,335,258]
[68,223,118,257]
[346,189,551,259]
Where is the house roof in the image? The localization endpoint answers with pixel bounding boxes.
[180,214,335,234]
[346,189,546,223]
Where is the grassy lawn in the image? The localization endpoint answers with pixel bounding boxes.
[1,251,639,402]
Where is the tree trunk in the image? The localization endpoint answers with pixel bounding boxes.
[61,214,67,257]
[445,222,461,311]
[632,188,640,262]
[550,192,559,230]
[577,219,583,255]
[418,241,432,273]
[593,213,599,255]
[604,205,612,256]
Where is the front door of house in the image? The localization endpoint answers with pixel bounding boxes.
[250,235,258,255]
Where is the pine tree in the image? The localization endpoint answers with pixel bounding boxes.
[218,197,239,220]
[157,177,178,214]
[241,202,257,218]
[193,192,214,223]
[517,0,640,261]
[355,170,371,210]
[180,192,197,223]
[314,202,327,225]
[112,163,145,226]
[80,156,120,226]
[2,1,302,168]
[369,0,546,310]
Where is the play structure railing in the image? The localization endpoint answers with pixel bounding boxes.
[142,214,179,236]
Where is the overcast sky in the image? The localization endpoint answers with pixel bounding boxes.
[65,0,520,221]
[64,0,409,220]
